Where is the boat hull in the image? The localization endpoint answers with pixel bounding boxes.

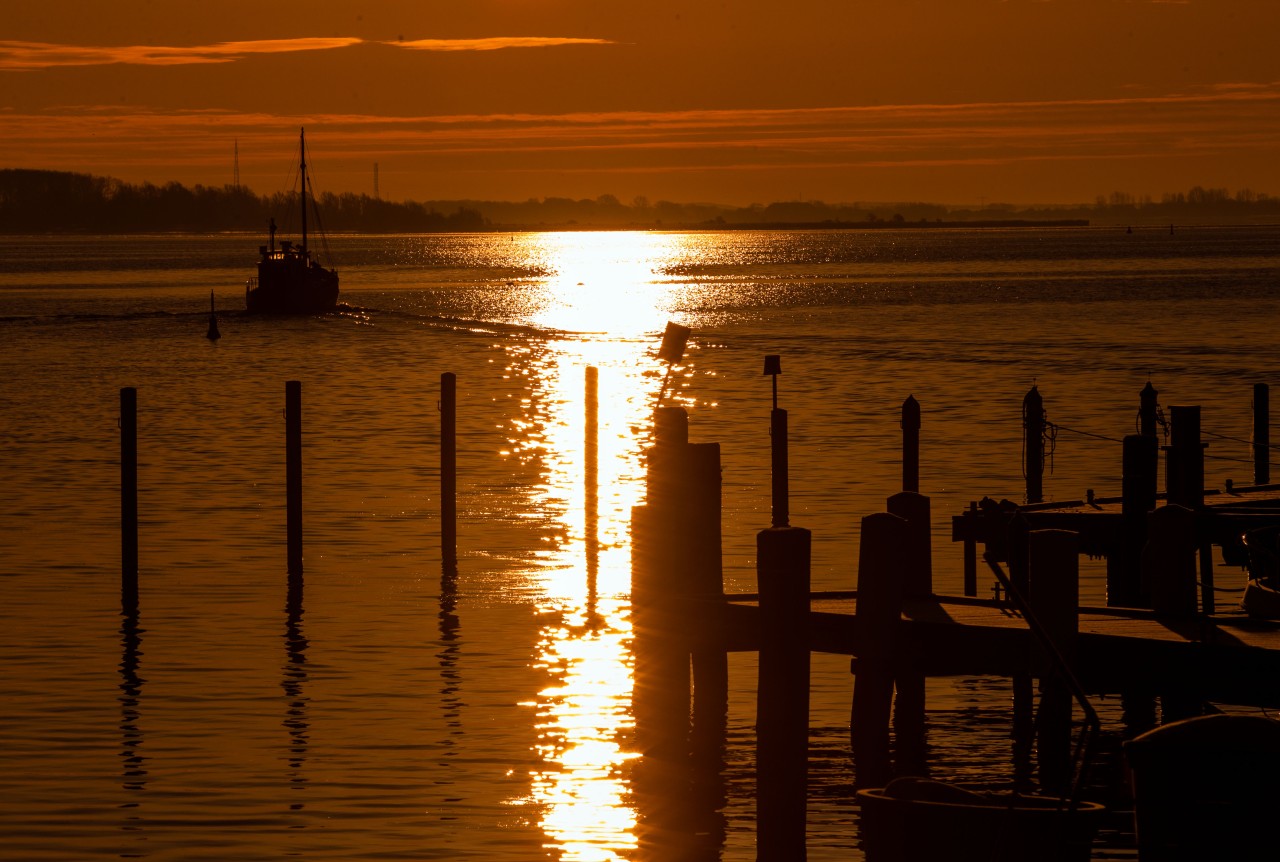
[246,264,339,315]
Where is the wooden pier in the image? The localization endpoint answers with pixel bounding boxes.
[630,381,1280,859]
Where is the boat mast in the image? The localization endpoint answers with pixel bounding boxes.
[299,127,308,256]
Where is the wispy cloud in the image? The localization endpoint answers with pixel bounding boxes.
[2,83,1276,198]
[394,37,613,52]
[0,36,613,71]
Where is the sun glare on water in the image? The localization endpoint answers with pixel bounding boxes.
[502,232,699,858]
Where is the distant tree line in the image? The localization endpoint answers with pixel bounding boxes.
[0,169,486,233]
[1,168,1276,233]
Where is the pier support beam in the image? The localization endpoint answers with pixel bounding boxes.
[1028,529,1080,798]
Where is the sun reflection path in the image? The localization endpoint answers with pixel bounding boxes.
[504,232,708,861]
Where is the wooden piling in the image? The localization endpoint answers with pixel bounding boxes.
[901,395,920,494]
[120,387,138,600]
[1028,529,1080,798]
[286,380,303,576]
[1023,385,1045,505]
[756,526,811,860]
[1005,514,1035,790]
[441,373,457,570]
[887,491,931,776]
[1165,405,1204,510]
[851,511,908,788]
[770,407,789,528]
[585,367,599,602]
[1110,434,1158,608]
[963,501,979,597]
[1142,504,1198,618]
[1255,383,1270,486]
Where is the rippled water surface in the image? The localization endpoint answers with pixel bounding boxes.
[2,226,1278,860]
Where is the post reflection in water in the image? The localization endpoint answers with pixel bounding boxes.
[507,233,726,860]
[438,560,464,759]
[282,572,309,815]
[118,593,146,842]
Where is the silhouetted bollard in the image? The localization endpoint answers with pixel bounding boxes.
[441,373,457,570]
[756,525,811,860]
[634,409,726,760]
[901,395,920,494]
[851,512,908,788]
[1110,434,1158,608]
[887,491,931,777]
[1023,385,1045,504]
[1029,529,1080,797]
[1165,405,1204,510]
[1142,504,1198,618]
[1140,381,1159,439]
[120,387,138,602]
[1255,383,1270,486]
[286,380,303,576]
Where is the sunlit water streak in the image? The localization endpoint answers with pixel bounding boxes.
[1,226,1279,860]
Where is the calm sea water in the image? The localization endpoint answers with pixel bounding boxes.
[2,226,1277,860]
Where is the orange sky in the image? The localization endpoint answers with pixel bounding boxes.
[2,0,1278,205]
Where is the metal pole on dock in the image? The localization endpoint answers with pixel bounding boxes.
[1023,385,1045,504]
[1255,383,1270,486]
[756,525,811,861]
[120,387,138,602]
[851,511,908,788]
[441,372,457,570]
[901,395,920,494]
[764,356,788,528]
[286,380,303,576]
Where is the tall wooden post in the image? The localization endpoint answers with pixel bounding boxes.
[962,501,979,597]
[585,367,599,603]
[901,395,920,494]
[851,512,908,788]
[1029,529,1080,798]
[1255,383,1270,486]
[285,380,303,576]
[1006,514,1035,790]
[1023,385,1045,504]
[441,373,457,570]
[1111,434,1158,608]
[120,387,138,603]
[756,526,811,860]
[887,491,931,777]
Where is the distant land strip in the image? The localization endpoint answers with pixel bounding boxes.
[1,168,1276,234]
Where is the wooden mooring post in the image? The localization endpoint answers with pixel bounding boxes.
[441,372,457,571]
[851,511,908,788]
[901,395,920,494]
[756,525,810,860]
[120,386,138,604]
[887,491,931,777]
[1109,433,1158,608]
[1023,385,1045,505]
[286,380,303,576]
[1255,383,1270,486]
[1028,529,1080,798]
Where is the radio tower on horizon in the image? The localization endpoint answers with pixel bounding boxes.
[233,140,241,190]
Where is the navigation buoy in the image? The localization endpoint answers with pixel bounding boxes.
[207,290,221,341]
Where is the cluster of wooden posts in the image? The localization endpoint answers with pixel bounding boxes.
[116,375,461,604]
[114,370,1280,857]
[630,379,1280,860]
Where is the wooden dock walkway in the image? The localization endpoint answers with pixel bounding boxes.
[717,592,1280,708]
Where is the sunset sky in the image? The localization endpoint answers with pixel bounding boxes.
[3,0,1278,205]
